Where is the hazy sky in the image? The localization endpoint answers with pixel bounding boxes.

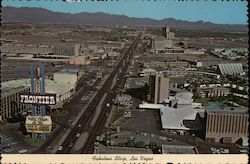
[2,0,248,25]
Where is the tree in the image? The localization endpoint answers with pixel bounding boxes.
[126,140,136,147]
[135,141,145,148]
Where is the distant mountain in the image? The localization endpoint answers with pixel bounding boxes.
[2,6,248,32]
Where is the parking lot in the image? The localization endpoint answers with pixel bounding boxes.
[1,123,36,154]
[119,109,160,134]
[109,131,187,147]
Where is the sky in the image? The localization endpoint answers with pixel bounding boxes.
[2,0,248,25]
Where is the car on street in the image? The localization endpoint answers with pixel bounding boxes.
[76,133,81,138]
[167,138,173,141]
[11,142,18,145]
[58,146,63,151]
[69,143,74,148]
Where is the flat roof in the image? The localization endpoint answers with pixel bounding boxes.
[160,105,202,130]
[162,145,196,154]
[2,86,30,96]
[1,79,74,100]
[205,107,248,114]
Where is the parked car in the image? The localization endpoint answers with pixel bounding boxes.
[18,149,27,154]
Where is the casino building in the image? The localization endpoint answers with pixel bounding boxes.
[1,86,31,122]
[1,78,75,122]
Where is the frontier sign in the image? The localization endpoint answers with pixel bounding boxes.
[20,93,56,105]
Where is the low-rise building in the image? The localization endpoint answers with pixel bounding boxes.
[69,56,91,65]
[160,105,203,132]
[197,87,230,98]
[218,63,243,75]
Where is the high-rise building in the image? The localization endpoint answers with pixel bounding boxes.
[148,72,170,104]
[204,108,248,144]
[151,26,175,50]
[162,26,174,39]
[52,44,81,56]
[151,37,172,49]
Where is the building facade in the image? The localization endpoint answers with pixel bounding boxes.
[162,26,175,39]
[52,44,81,56]
[204,109,248,143]
[148,72,170,104]
[151,37,172,50]
[1,86,31,122]
[69,56,91,65]
[197,87,230,98]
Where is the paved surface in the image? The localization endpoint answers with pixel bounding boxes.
[1,123,37,154]
[109,131,187,147]
[71,132,89,153]
[119,110,159,134]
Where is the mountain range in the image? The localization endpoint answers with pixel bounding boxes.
[2,6,248,32]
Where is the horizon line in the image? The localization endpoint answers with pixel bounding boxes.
[3,6,248,26]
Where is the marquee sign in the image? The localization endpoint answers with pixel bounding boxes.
[20,93,56,105]
[25,124,52,134]
[25,115,52,133]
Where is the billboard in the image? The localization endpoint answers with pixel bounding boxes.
[25,124,52,134]
[25,115,52,133]
[20,93,56,105]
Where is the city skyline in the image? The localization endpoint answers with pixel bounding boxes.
[2,0,248,25]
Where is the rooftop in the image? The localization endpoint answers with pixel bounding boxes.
[205,107,248,114]
[218,63,243,75]
[162,145,196,154]
[160,105,203,130]
[98,144,153,154]
[1,79,75,101]
[55,68,79,74]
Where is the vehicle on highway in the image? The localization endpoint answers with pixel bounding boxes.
[162,137,167,140]
[167,138,173,141]
[6,136,12,140]
[76,133,81,138]
[11,142,18,145]
[78,124,81,128]
[129,136,134,141]
[69,143,74,148]
[58,146,63,151]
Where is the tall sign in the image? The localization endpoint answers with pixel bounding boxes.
[20,64,54,140]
